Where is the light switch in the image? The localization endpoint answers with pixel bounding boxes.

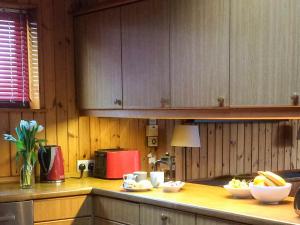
[146,125,158,136]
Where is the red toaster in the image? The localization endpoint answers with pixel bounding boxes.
[94,149,141,179]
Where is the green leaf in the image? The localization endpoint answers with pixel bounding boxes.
[36,139,47,143]
[31,152,37,166]
[16,140,25,150]
[15,127,23,140]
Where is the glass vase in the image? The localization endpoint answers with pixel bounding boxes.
[20,164,34,189]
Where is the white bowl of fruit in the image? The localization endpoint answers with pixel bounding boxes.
[250,171,291,204]
[224,179,252,198]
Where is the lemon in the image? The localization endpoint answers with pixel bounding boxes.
[253,175,266,186]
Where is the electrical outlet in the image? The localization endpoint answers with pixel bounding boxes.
[77,160,95,172]
[147,136,158,147]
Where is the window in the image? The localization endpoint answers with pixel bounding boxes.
[0,8,39,108]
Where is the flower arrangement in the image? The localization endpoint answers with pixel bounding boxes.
[4,120,46,188]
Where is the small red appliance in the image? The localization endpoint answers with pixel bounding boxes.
[38,145,65,183]
[94,149,141,179]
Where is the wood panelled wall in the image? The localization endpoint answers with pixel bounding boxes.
[71,118,300,181]
[0,0,78,179]
[147,120,300,181]
[180,120,300,181]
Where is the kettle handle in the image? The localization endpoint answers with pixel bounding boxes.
[38,149,48,174]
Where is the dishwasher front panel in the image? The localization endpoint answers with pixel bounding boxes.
[0,201,33,225]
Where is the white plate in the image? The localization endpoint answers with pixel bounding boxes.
[161,181,185,192]
[224,185,252,198]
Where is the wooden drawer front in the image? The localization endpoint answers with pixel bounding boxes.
[93,196,139,225]
[197,215,244,225]
[34,195,92,222]
[140,204,196,225]
[95,217,125,225]
[34,217,92,225]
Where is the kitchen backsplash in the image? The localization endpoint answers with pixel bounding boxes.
[75,118,300,181]
[147,120,300,181]
[1,114,298,181]
[178,120,299,181]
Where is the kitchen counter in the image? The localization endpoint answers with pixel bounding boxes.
[0,178,299,225]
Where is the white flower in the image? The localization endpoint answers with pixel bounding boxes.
[20,120,29,130]
[37,125,44,133]
[29,120,37,131]
[3,134,16,142]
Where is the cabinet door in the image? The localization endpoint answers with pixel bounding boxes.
[140,204,196,225]
[93,196,139,225]
[170,0,230,107]
[230,0,300,106]
[197,215,245,225]
[121,0,170,108]
[75,8,122,109]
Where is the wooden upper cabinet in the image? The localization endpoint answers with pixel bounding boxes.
[170,0,230,108]
[75,8,122,109]
[230,0,300,106]
[121,0,170,109]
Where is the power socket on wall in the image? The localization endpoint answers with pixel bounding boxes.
[77,160,95,172]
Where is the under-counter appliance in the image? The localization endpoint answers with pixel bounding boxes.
[38,145,65,183]
[94,149,140,179]
[0,201,33,225]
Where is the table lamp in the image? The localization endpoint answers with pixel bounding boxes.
[171,124,201,180]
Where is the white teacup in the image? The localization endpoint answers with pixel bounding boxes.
[150,171,164,188]
[123,173,137,182]
[133,171,147,182]
[123,179,137,189]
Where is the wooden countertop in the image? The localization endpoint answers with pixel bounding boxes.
[0,178,299,225]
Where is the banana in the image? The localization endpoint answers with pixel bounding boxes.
[264,171,286,186]
[263,178,276,186]
[258,171,286,186]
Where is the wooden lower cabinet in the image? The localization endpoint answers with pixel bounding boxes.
[31,195,249,225]
[34,217,92,225]
[197,215,245,225]
[140,204,196,225]
[94,217,125,225]
[34,195,92,224]
[93,196,139,225]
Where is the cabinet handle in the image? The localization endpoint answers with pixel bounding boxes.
[160,98,170,108]
[217,96,225,107]
[0,214,15,222]
[291,93,299,106]
[114,99,122,106]
[161,213,168,221]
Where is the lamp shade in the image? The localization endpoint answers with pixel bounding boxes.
[171,125,201,147]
